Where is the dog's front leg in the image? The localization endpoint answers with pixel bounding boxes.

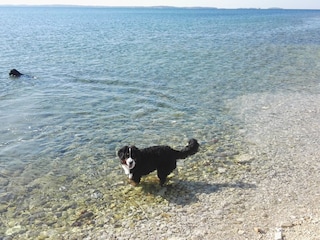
[129,180,139,186]
[131,174,141,185]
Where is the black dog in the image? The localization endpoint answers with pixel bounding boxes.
[9,69,34,79]
[117,138,199,186]
[9,69,23,77]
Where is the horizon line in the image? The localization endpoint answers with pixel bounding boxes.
[0,4,319,10]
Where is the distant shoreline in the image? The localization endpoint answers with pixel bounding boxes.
[1,5,319,10]
[0,5,305,10]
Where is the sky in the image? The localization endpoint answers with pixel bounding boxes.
[0,0,320,9]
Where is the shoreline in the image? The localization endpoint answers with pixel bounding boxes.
[1,90,320,239]
[226,91,320,239]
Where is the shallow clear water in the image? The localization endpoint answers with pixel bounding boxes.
[0,7,320,237]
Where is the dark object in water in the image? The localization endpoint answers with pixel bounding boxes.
[9,69,23,78]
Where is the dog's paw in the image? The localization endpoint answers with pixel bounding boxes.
[130,180,139,187]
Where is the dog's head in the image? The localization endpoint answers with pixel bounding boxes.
[117,145,139,178]
[9,69,23,78]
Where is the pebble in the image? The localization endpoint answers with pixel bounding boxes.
[274,228,283,240]
[217,167,227,173]
[5,225,24,236]
[236,218,245,224]
[253,227,264,234]
[280,222,294,228]
[167,237,185,240]
[0,204,7,214]
[90,190,103,199]
[236,154,254,163]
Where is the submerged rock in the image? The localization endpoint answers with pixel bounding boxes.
[5,225,25,236]
[236,154,254,164]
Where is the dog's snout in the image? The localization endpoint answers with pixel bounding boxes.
[126,157,136,169]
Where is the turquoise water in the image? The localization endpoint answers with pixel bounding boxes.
[0,7,320,237]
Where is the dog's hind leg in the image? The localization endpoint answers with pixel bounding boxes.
[157,166,175,186]
[157,171,168,186]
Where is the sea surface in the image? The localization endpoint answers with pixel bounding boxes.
[0,6,320,237]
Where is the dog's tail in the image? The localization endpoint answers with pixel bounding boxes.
[177,138,199,159]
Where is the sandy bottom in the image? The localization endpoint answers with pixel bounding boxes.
[1,90,319,240]
[81,91,319,240]
[223,91,320,240]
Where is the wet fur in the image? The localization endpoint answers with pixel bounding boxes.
[9,69,23,78]
[118,139,199,186]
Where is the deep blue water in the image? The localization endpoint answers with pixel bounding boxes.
[1,6,320,182]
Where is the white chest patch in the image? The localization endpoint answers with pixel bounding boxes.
[121,164,133,179]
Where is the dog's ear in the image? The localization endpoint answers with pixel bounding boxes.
[128,146,140,159]
[117,146,128,160]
